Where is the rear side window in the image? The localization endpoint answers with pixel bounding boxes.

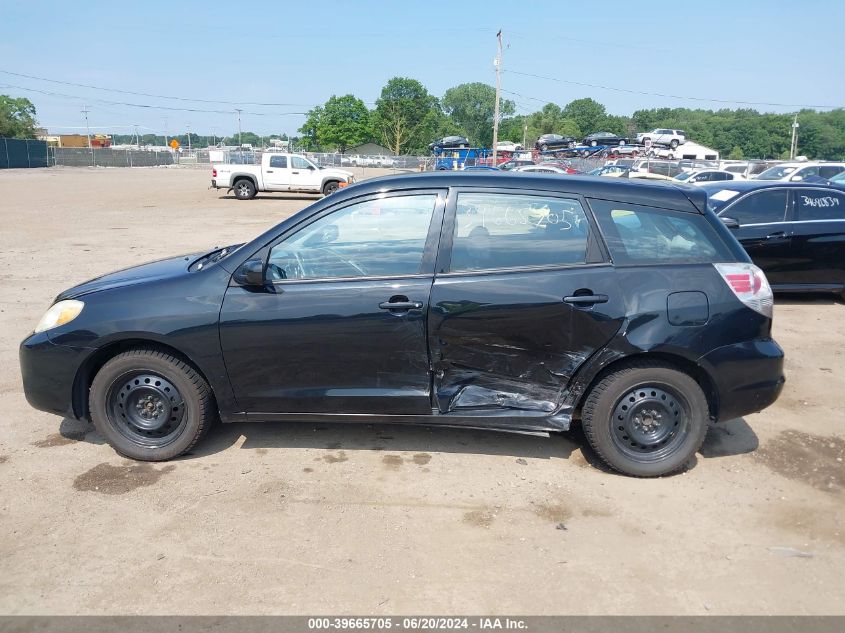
[269,155,287,168]
[795,190,845,221]
[723,190,788,225]
[449,192,591,271]
[590,200,733,265]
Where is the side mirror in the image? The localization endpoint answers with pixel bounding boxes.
[233,258,265,286]
[308,164,316,170]
[720,217,740,229]
[302,223,339,247]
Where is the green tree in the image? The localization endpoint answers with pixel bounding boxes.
[441,82,515,148]
[373,77,441,155]
[562,98,607,137]
[727,146,744,159]
[298,106,323,150]
[319,95,372,152]
[0,95,37,138]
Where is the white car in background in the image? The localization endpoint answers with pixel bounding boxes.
[636,128,687,149]
[374,155,395,167]
[673,169,743,185]
[754,162,845,182]
[495,141,524,152]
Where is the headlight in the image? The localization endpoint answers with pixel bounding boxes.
[34,299,84,333]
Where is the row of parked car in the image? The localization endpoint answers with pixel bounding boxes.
[429,129,689,154]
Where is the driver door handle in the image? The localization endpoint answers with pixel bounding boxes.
[765,231,787,240]
[563,294,609,305]
[379,301,423,311]
[292,171,300,174]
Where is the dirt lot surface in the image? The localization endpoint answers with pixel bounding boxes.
[0,166,843,615]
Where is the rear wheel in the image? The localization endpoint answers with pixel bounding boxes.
[233,179,256,200]
[540,144,549,152]
[590,140,598,147]
[90,348,215,461]
[581,361,709,477]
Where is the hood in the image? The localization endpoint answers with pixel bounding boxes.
[55,251,202,301]
[322,167,354,178]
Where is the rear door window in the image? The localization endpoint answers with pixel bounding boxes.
[590,200,733,265]
[818,166,845,179]
[722,190,789,225]
[795,189,845,221]
[269,155,287,168]
[448,192,591,271]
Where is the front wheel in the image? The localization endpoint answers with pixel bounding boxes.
[590,140,598,147]
[581,361,709,477]
[670,139,679,149]
[322,180,340,196]
[90,348,216,461]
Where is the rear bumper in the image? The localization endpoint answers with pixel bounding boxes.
[20,332,88,419]
[700,339,785,422]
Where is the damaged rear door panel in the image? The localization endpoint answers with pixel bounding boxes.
[428,188,627,427]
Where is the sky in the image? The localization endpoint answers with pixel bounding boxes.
[2,0,844,139]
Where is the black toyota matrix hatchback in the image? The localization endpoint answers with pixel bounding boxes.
[20,172,784,477]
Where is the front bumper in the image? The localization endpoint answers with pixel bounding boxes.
[20,332,89,419]
[700,339,785,422]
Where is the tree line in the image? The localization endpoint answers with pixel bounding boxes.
[3,86,845,160]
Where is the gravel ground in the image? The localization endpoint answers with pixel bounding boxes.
[0,166,843,615]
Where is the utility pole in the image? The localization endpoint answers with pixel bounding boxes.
[235,109,243,148]
[133,124,140,148]
[81,106,94,167]
[163,118,169,148]
[491,29,503,166]
[790,114,799,160]
[187,124,191,152]
[523,124,527,150]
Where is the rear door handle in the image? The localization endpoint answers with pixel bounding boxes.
[765,231,788,240]
[292,171,300,174]
[563,294,609,305]
[379,301,423,311]
[266,170,274,173]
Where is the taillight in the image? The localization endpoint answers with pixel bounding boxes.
[212,168,217,177]
[714,262,773,318]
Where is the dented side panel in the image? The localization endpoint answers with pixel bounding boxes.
[428,266,626,419]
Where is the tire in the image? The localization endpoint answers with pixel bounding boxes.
[670,139,679,149]
[581,360,709,477]
[590,140,598,147]
[322,180,340,196]
[233,178,256,200]
[90,348,216,461]
[540,144,549,152]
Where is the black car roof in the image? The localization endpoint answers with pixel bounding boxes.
[698,179,843,208]
[336,171,706,213]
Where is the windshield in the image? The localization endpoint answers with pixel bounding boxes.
[830,171,845,183]
[674,172,693,181]
[756,165,796,180]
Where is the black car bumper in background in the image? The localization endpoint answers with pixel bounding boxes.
[19,332,88,419]
[700,339,785,422]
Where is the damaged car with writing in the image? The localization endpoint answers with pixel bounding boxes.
[701,180,845,299]
[20,172,784,477]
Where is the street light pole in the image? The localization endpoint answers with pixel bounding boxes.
[491,29,503,166]
[187,124,191,152]
[235,109,243,148]
[790,114,799,160]
[81,106,94,167]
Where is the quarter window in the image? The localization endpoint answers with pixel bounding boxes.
[795,190,845,221]
[269,155,287,168]
[723,190,788,225]
[267,194,438,280]
[448,193,591,272]
[591,200,733,265]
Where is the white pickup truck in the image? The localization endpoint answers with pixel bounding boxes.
[211,153,354,199]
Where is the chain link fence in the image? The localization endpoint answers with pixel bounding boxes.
[49,148,174,167]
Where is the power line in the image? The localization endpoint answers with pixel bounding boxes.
[0,69,319,107]
[0,83,309,116]
[503,69,842,110]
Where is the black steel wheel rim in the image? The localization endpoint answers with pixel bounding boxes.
[107,372,187,448]
[610,384,690,461]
